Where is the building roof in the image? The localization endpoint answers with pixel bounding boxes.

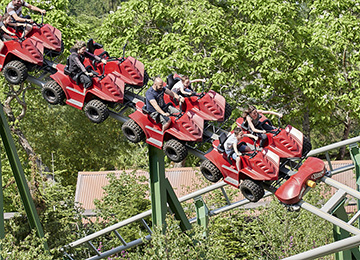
[75,160,357,214]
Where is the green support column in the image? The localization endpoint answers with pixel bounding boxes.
[194,196,209,237]
[148,145,191,233]
[332,198,360,260]
[0,105,47,250]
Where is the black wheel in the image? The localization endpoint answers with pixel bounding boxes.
[222,102,232,121]
[302,136,312,157]
[240,179,264,202]
[41,80,65,105]
[3,60,28,85]
[84,99,109,124]
[200,159,223,183]
[122,119,145,143]
[163,139,188,162]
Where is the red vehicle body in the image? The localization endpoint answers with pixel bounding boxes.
[8,22,62,57]
[164,74,231,122]
[42,63,125,123]
[200,132,324,204]
[0,37,43,84]
[122,101,204,162]
[83,40,148,88]
[236,115,311,159]
[275,157,325,204]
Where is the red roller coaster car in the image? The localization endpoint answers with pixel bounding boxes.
[200,132,325,204]
[122,101,204,162]
[236,115,312,159]
[8,17,62,58]
[83,39,148,89]
[41,63,125,123]
[0,37,43,84]
[164,74,232,123]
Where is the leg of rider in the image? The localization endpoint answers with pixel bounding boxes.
[22,24,32,37]
[167,105,180,115]
[80,74,93,89]
[157,113,171,132]
[259,133,268,147]
[0,40,4,53]
[236,156,241,171]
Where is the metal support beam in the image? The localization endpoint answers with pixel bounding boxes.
[194,196,209,236]
[0,105,48,250]
[148,145,191,233]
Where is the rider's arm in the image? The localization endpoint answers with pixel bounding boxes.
[72,54,88,74]
[244,133,258,140]
[165,88,184,103]
[27,4,46,15]
[9,13,30,23]
[232,142,241,156]
[149,99,167,115]
[1,26,15,36]
[258,109,283,118]
[190,78,206,84]
[246,115,266,134]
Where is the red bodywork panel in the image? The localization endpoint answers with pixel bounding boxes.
[205,139,280,188]
[83,48,146,87]
[236,117,303,158]
[129,101,204,149]
[275,157,325,204]
[50,64,124,110]
[0,38,43,69]
[9,23,62,52]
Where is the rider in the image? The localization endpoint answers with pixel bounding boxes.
[224,127,257,171]
[0,14,16,52]
[145,77,184,132]
[6,0,46,37]
[68,40,107,89]
[243,105,283,146]
[171,75,206,96]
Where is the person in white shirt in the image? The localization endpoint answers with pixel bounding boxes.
[171,75,206,96]
[224,127,257,171]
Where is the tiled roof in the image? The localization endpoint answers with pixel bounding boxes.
[75,160,357,213]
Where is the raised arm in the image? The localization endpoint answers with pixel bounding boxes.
[258,109,283,118]
[27,4,46,15]
[190,78,206,84]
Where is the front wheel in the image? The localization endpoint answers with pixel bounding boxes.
[3,60,28,85]
[122,119,145,143]
[163,139,188,162]
[84,99,109,124]
[200,160,223,183]
[42,80,65,105]
[239,179,264,202]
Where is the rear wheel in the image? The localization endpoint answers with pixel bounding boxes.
[240,179,264,202]
[3,60,28,85]
[302,137,312,157]
[163,139,188,162]
[122,119,145,143]
[84,99,109,124]
[200,160,223,183]
[42,80,65,105]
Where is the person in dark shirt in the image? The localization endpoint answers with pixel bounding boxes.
[145,77,184,132]
[0,14,16,52]
[67,40,106,89]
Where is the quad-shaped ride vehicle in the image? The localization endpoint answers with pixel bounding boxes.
[41,63,125,123]
[84,39,148,89]
[200,132,325,204]
[122,101,204,162]
[164,74,232,123]
[8,16,62,58]
[0,36,43,85]
[236,115,312,159]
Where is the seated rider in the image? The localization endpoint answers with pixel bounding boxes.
[243,105,283,147]
[171,75,206,97]
[68,40,107,89]
[6,0,46,37]
[0,14,16,52]
[224,127,258,171]
[145,77,184,132]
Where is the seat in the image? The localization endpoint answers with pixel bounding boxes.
[166,74,181,90]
